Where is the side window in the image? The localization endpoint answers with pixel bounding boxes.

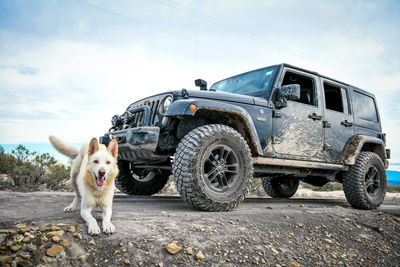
[323,82,350,114]
[282,71,316,106]
[353,91,378,122]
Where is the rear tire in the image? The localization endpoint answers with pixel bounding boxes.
[262,177,299,198]
[343,152,386,210]
[173,124,253,211]
[115,160,170,195]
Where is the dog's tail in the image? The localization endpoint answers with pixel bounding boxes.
[49,135,79,159]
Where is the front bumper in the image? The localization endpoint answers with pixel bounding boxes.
[100,127,164,162]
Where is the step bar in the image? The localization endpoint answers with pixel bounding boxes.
[253,157,347,171]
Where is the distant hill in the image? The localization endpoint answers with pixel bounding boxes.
[1,143,399,185]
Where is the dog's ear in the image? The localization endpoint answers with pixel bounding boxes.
[107,139,118,159]
[88,138,99,156]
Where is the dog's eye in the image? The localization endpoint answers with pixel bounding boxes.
[93,160,99,164]
[106,160,111,164]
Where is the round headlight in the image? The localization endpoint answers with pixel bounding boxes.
[159,96,173,114]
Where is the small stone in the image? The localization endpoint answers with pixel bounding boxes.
[348,253,356,258]
[16,223,26,228]
[52,236,60,243]
[19,228,29,234]
[89,240,96,245]
[50,226,61,231]
[11,244,22,251]
[122,248,127,253]
[323,239,333,245]
[119,242,123,247]
[0,255,10,265]
[378,211,383,216]
[299,204,304,207]
[40,226,49,232]
[22,237,30,243]
[124,259,131,265]
[67,225,76,233]
[20,252,31,260]
[195,250,205,260]
[271,247,279,255]
[114,250,119,256]
[185,247,193,255]
[56,251,66,261]
[74,233,82,240]
[78,253,90,262]
[289,262,300,267]
[378,227,384,232]
[60,240,70,247]
[383,249,389,254]
[46,245,64,257]
[10,230,18,236]
[287,233,294,239]
[15,235,24,243]
[43,255,57,263]
[46,230,64,238]
[0,233,7,244]
[387,217,395,224]
[166,242,182,255]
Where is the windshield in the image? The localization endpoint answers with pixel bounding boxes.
[210,66,277,97]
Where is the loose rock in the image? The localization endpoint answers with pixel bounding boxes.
[166,242,182,255]
[289,261,300,267]
[124,259,131,265]
[185,247,193,255]
[52,236,60,243]
[196,250,205,260]
[46,245,64,257]
[60,240,70,247]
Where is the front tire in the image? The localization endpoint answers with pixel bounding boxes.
[173,124,253,211]
[262,177,299,198]
[343,152,386,210]
[115,161,170,195]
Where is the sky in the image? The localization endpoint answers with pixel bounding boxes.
[0,0,399,170]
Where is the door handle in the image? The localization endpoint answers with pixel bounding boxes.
[341,120,353,127]
[308,113,322,121]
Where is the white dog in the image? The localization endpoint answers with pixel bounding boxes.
[49,136,119,235]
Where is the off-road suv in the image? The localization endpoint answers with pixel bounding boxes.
[100,63,390,211]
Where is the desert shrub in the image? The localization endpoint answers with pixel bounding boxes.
[0,145,71,191]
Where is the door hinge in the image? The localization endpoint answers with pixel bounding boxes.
[272,110,281,118]
[323,144,330,151]
[272,136,282,144]
[323,121,331,128]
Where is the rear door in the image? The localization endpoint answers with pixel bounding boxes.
[272,68,324,159]
[322,79,355,163]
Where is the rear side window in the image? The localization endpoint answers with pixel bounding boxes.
[323,82,350,114]
[353,91,378,122]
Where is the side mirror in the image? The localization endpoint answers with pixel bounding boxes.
[195,79,207,91]
[281,84,300,100]
[274,84,300,109]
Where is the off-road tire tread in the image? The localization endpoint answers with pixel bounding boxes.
[173,124,253,211]
[262,178,299,198]
[115,161,170,195]
[343,152,386,210]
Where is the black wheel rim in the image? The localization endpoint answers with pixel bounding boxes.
[203,144,239,193]
[364,166,381,198]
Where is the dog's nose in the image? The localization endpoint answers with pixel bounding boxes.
[99,169,106,176]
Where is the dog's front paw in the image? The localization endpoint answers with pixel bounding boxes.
[102,222,115,234]
[64,206,75,212]
[88,222,101,235]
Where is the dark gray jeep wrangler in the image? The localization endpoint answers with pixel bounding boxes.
[100,63,390,211]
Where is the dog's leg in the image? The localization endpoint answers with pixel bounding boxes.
[101,192,115,234]
[81,202,100,235]
[64,155,82,212]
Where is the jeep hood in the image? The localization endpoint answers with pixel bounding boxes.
[183,90,255,105]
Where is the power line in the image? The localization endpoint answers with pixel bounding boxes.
[154,0,371,82]
[74,0,265,65]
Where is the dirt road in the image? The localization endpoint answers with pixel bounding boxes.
[0,191,399,266]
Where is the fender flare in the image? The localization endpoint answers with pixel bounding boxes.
[165,99,264,155]
[343,135,387,167]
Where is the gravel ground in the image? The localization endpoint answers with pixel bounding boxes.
[0,191,399,266]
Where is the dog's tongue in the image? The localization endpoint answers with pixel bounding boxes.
[96,177,105,186]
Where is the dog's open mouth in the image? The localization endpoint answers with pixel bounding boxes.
[96,173,106,186]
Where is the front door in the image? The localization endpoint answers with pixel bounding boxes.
[322,80,355,163]
[272,69,324,159]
